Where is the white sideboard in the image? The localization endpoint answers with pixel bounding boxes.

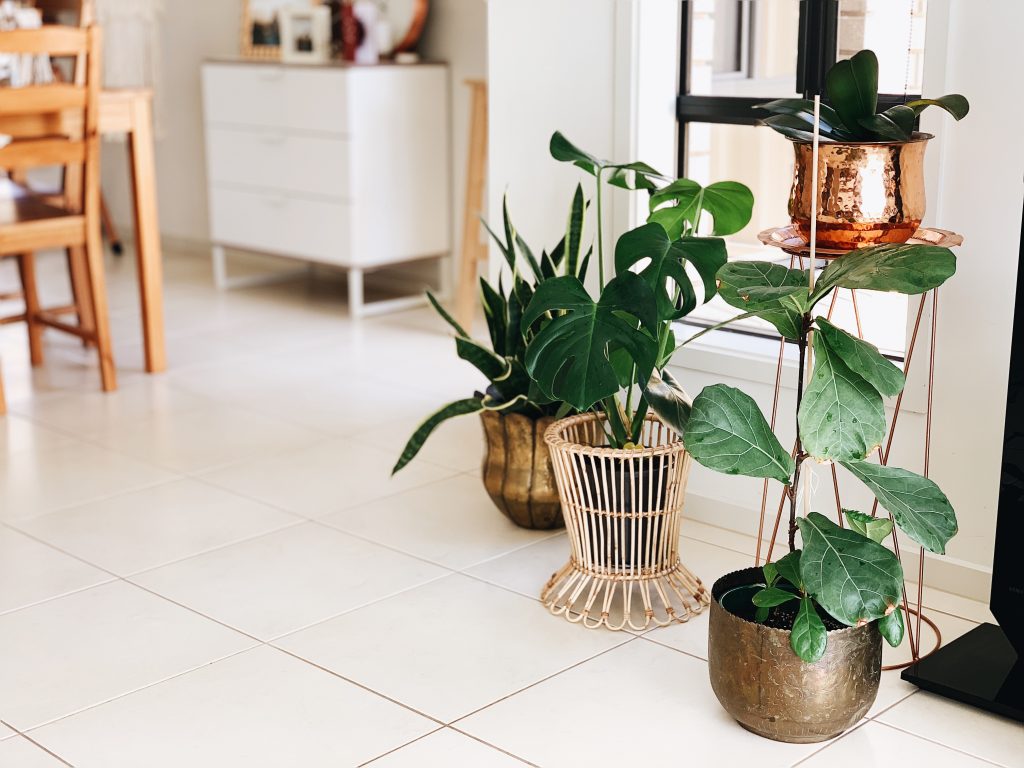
[201,59,450,316]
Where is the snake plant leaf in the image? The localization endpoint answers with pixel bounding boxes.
[717,261,809,339]
[798,512,904,626]
[505,284,526,360]
[479,278,508,358]
[753,586,799,608]
[565,183,585,278]
[522,274,659,410]
[906,94,969,120]
[775,549,803,590]
[684,384,795,483]
[393,398,484,474]
[844,509,894,544]
[813,244,957,300]
[648,179,754,238]
[643,368,692,436]
[514,232,544,284]
[799,331,886,462]
[426,291,469,339]
[814,317,905,397]
[840,460,958,554]
[826,49,878,137]
[859,104,916,142]
[878,606,905,648]
[455,335,508,381]
[791,596,828,662]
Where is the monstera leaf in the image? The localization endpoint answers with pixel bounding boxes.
[798,512,904,627]
[841,460,958,554]
[717,261,809,339]
[685,384,795,483]
[549,131,665,191]
[813,244,956,300]
[522,274,658,410]
[798,331,886,462]
[648,179,754,239]
[814,318,905,397]
[614,223,726,320]
[643,368,692,436]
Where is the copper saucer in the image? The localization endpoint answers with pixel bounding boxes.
[757,225,964,259]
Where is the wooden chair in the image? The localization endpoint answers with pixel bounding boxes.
[0,25,115,410]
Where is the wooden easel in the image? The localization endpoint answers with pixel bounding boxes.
[454,79,487,329]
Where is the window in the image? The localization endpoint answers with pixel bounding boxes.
[677,0,929,358]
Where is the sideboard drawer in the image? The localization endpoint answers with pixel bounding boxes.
[202,64,348,134]
[209,187,351,264]
[205,128,350,199]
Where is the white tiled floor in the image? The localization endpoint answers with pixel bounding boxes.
[0,249,1020,766]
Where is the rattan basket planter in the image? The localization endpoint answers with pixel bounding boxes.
[541,412,709,631]
[480,410,562,530]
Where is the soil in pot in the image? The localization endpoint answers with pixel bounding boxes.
[720,583,845,631]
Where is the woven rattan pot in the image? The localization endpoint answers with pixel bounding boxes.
[709,567,882,743]
[479,410,562,530]
[540,412,708,631]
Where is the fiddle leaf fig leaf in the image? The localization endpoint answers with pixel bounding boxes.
[798,512,904,627]
[791,596,828,663]
[755,606,769,624]
[798,331,886,462]
[684,384,795,483]
[648,179,754,238]
[763,561,780,587]
[879,606,905,648]
[814,318,905,397]
[643,368,692,437]
[826,49,879,137]
[522,274,658,411]
[717,262,809,339]
[775,549,803,590]
[752,587,799,608]
[813,244,956,300]
[844,509,894,544]
[840,460,958,554]
[905,94,969,121]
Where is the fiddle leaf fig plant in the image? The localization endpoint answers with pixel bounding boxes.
[756,49,969,143]
[684,243,959,662]
[521,132,753,447]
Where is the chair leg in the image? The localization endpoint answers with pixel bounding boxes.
[84,227,117,392]
[15,253,44,367]
[66,246,96,347]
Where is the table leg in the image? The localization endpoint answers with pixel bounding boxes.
[127,94,166,373]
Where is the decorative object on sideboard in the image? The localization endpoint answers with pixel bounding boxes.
[279,4,331,64]
[241,0,316,59]
[757,50,969,250]
[351,0,380,64]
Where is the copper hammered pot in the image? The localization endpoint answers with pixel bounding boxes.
[479,410,563,530]
[708,567,881,743]
[789,133,931,250]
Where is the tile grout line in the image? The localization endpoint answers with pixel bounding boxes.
[446,726,542,767]
[355,726,447,767]
[8,729,75,767]
[869,718,1009,767]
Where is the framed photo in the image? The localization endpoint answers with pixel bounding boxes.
[241,0,318,60]
[279,5,331,63]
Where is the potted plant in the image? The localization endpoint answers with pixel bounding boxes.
[756,49,969,249]
[392,191,590,530]
[521,132,753,628]
[682,243,959,741]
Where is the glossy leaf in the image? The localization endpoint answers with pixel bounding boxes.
[643,368,692,436]
[760,114,834,143]
[763,561,780,587]
[455,335,508,381]
[791,596,828,663]
[859,104,915,141]
[826,49,879,137]
[799,331,885,462]
[607,161,664,191]
[426,291,469,339]
[649,179,754,238]
[775,549,803,590]
[684,384,796,483]
[717,261,809,339]
[844,509,894,544]
[879,607,905,648]
[813,244,956,299]
[841,460,958,554]
[754,606,769,623]
[754,98,851,138]
[753,586,798,608]
[798,512,904,626]
[906,94,969,120]
[479,278,508,357]
[549,131,601,174]
[814,317,905,397]
[565,183,585,278]
[522,274,659,410]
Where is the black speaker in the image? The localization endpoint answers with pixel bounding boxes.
[901,209,1024,722]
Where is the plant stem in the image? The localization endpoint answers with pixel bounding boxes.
[789,315,811,552]
[595,167,605,290]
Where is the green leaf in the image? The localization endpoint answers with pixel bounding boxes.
[859,104,915,141]
[607,160,665,191]
[798,331,886,462]
[684,384,795,483]
[514,232,543,285]
[754,98,850,138]
[522,274,659,410]
[905,94,969,120]
[879,607,905,648]
[481,213,515,274]
[775,549,803,590]
[676,236,729,303]
[844,509,894,544]
[813,244,956,300]
[643,368,691,436]
[479,278,508,357]
[717,261,809,339]
[826,49,879,137]
[814,318,905,397]
[649,179,754,237]
[393,398,484,473]
[791,596,828,663]
[426,291,469,339]
[752,586,798,608]
[763,561,779,587]
[549,131,601,175]
[455,335,508,381]
[760,114,836,143]
[798,512,904,626]
[565,183,585,278]
[841,460,958,554]
[754,606,769,623]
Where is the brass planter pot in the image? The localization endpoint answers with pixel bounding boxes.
[708,567,881,743]
[480,410,562,530]
[789,133,931,250]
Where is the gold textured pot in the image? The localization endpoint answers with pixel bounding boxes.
[708,567,881,743]
[789,133,931,250]
[480,410,562,530]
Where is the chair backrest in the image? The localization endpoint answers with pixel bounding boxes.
[0,25,101,214]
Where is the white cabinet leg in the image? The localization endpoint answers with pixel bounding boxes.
[348,267,364,318]
[212,245,228,290]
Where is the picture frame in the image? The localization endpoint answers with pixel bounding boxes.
[241,0,318,60]
[280,5,331,63]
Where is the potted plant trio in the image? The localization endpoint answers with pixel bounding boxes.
[757,49,968,250]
